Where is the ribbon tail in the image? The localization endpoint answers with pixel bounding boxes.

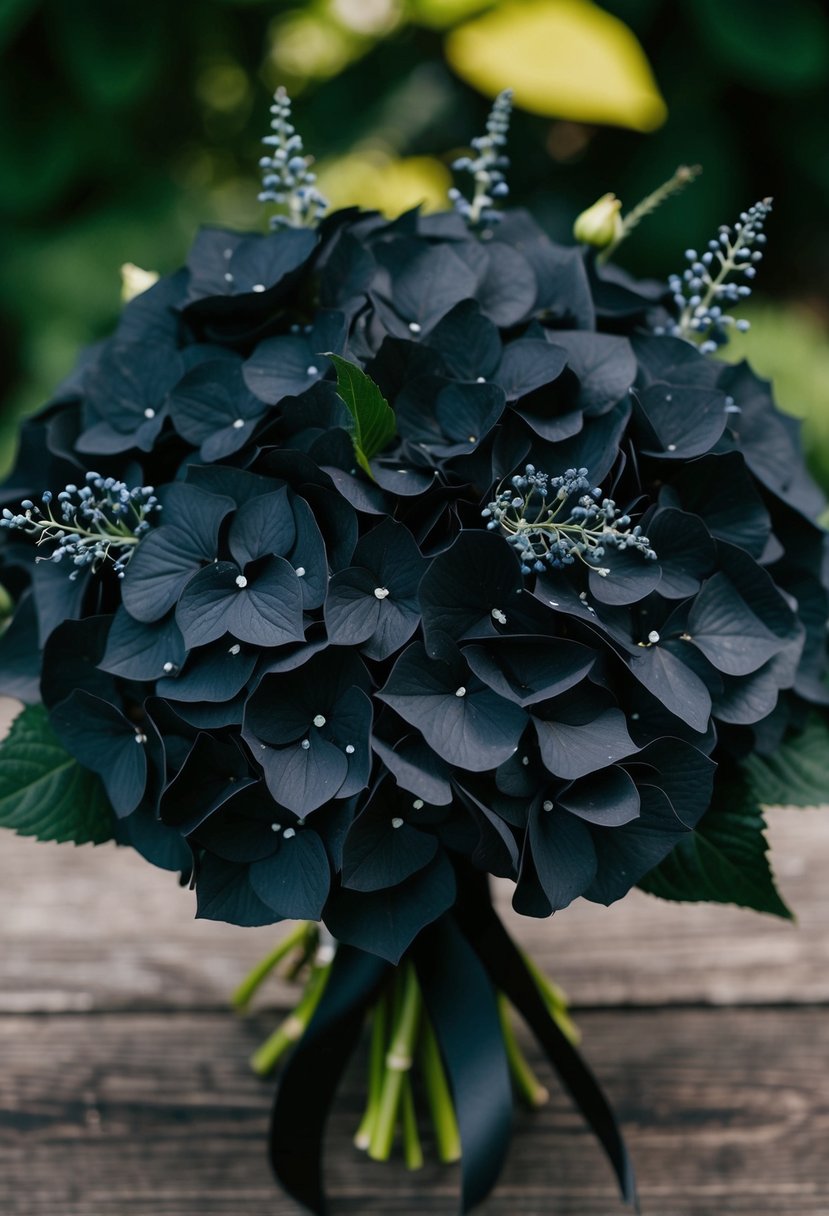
[268,944,390,1216]
[454,869,639,1211]
[414,916,513,1215]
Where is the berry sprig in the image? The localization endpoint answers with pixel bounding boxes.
[449,89,513,229]
[484,465,656,576]
[1,473,159,579]
[258,87,329,230]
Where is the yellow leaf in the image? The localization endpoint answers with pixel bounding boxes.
[316,151,452,216]
[445,0,667,133]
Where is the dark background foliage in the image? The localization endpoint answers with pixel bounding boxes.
[2,0,829,481]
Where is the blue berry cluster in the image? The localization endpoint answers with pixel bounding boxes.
[449,89,512,228]
[659,198,772,354]
[258,86,329,230]
[483,465,657,575]
[1,474,159,579]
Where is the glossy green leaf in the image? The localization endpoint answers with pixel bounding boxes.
[743,714,829,808]
[638,768,792,919]
[327,353,397,479]
[0,703,113,845]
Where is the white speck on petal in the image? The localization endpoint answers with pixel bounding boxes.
[235,575,248,589]
[491,608,507,625]
[521,755,529,766]
[252,283,266,293]
[408,322,421,334]
[232,418,245,429]
[543,800,553,812]
[283,827,296,839]
[229,643,241,655]
[300,739,310,750]
[391,817,404,829]
[476,376,486,383]
[270,822,281,832]
[295,566,306,577]
[162,661,175,673]
[413,799,424,810]
[313,714,326,728]
[306,365,318,376]
[648,630,660,644]
[345,744,355,755]
[135,732,147,744]
[667,443,677,452]
[143,408,155,419]
[224,272,233,283]
[374,587,390,600]
[455,686,466,697]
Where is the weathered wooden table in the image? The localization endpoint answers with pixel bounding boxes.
[2,692,828,1214]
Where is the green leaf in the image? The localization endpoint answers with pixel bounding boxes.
[743,713,829,808]
[638,768,792,919]
[0,703,114,845]
[327,353,397,480]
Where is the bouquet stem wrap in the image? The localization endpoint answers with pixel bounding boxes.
[269,862,638,1215]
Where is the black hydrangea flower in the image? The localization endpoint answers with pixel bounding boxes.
[2,117,828,968]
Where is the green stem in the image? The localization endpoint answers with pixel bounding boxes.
[367,963,421,1161]
[598,163,701,265]
[400,1074,424,1170]
[231,922,314,1012]
[418,1014,461,1163]
[522,952,580,1045]
[250,958,331,1076]
[354,991,390,1150]
[497,994,549,1109]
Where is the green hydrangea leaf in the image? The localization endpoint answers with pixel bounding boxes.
[327,353,397,480]
[638,768,792,919]
[743,713,829,808]
[0,703,114,845]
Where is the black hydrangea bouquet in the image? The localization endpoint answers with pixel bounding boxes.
[2,89,829,1214]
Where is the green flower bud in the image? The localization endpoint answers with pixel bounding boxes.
[573,193,623,249]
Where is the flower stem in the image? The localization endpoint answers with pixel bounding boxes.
[250,957,331,1076]
[521,952,581,1045]
[354,992,390,1150]
[231,922,315,1012]
[598,164,701,265]
[400,1074,424,1170]
[497,994,549,1108]
[418,1013,461,1163]
[367,963,421,1161]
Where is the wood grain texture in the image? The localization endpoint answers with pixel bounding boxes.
[1,1008,828,1216]
[2,809,827,1011]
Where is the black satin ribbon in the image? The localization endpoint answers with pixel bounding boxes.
[268,944,390,1215]
[452,865,639,1212]
[268,868,637,1215]
[413,915,513,1214]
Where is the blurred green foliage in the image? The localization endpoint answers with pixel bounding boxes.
[1,0,828,482]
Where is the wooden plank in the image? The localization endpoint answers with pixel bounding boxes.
[2,807,828,1012]
[1,1007,827,1215]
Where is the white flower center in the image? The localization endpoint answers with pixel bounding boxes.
[374,587,390,599]
[235,575,248,589]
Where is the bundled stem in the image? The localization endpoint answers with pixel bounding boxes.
[236,926,579,1166]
